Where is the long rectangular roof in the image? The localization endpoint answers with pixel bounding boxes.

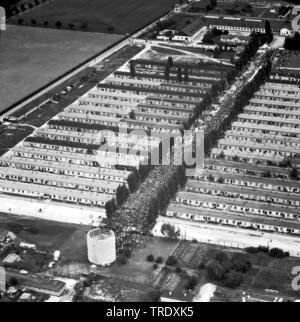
[176,191,300,215]
[167,203,300,230]
[0,156,130,179]
[185,180,300,202]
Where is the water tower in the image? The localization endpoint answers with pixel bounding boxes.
[87,229,116,266]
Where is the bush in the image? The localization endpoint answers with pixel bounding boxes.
[119,256,128,265]
[245,247,259,254]
[214,251,229,263]
[258,246,269,253]
[166,256,177,267]
[232,260,252,273]
[269,248,289,259]
[146,254,154,262]
[223,272,243,289]
[156,257,163,264]
[123,248,131,258]
[175,266,182,273]
[198,262,206,270]
[160,223,180,240]
[148,290,161,302]
[186,276,199,290]
[153,263,158,270]
[207,260,226,282]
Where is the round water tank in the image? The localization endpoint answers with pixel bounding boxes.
[87,229,116,266]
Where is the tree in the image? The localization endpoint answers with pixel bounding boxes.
[289,168,299,180]
[147,254,154,262]
[207,260,226,282]
[177,165,187,187]
[186,276,199,290]
[223,272,243,289]
[129,110,136,120]
[56,21,62,28]
[148,290,161,302]
[269,248,289,259]
[210,0,217,8]
[184,68,189,82]
[167,177,177,198]
[8,277,19,287]
[167,56,174,68]
[127,172,138,193]
[105,199,117,219]
[161,223,180,239]
[139,165,150,182]
[285,32,300,51]
[208,174,215,182]
[265,20,273,42]
[261,171,271,178]
[177,67,182,83]
[156,257,163,264]
[166,255,177,266]
[130,61,136,77]
[116,185,129,206]
[217,176,224,184]
[157,185,170,211]
[147,197,159,224]
[165,64,170,81]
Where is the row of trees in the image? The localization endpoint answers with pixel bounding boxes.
[234,29,272,71]
[17,18,89,30]
[204,57,272,155]
[4,0,47,17]
[146,165,187,226]
[105,163,157,218]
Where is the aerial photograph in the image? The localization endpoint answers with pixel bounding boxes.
[0,0,300,306]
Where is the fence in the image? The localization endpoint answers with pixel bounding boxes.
[180,236,300,258]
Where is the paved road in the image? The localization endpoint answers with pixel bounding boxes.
[153,216,300,257]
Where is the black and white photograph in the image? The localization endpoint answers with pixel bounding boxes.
[0,0,300,306]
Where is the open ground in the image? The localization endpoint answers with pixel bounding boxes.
[0,25,123,113]
[9,0,179,34]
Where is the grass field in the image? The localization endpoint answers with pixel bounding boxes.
[0,125,34,156]
[0,24,123,113]
[0,212,85,252]
[21,44,144,128]
[9,0,179,34]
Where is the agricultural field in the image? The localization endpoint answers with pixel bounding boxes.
[11,44,143,128]
[0,25,123,113]
[9,0,180,34]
